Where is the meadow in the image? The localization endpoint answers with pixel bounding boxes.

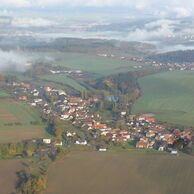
[0,99,41,124]
[53,53,151,77]
[46,151,194,194]
[133,71,194,126]
[0,90,10,97]
[40,74,85,91]
[0,99,46,143]
[26,51,151,77]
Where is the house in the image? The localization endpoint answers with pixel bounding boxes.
[33,92,39,96]
[61,113,72,119]
[21,83,30,88]
[58,90,66,96]
[66,132,76,137]
[171,150,178,155]
[121,111,127,116]
[158,146,165,151]
[75,140,87,145]
[146,118,156,123]
[19,96,28,100]
[53,141,63,146]
[147,140,155,149]
[30,102,36,106]
[140,136,148,142]
[146,131,155,138]
[98,147,107,151]
[34,99,43,103]
[43,139,51,144]
[136,141,148,148]
[44,86,52,92]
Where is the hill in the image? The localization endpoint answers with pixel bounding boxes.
[147,50,194,63]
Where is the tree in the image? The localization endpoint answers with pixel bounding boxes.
[53,125,62,139]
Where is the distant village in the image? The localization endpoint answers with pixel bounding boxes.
[4,80,193,155]
[98,53,194,71]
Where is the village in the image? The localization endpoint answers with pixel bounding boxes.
[3,79,192,156]
[98,52,194,71]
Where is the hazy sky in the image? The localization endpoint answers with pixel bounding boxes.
[1,0,194,18]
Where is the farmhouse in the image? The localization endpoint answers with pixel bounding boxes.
[146,131,155,138]
[98,147,107,151]
[43,139,51,144]
[136,141,148,148]
[19,96,28,100]
[75,140,87,145]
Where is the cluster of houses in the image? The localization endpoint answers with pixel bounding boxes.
[130,56,194,71]
[132,116,192,154]
[6,81,193,154]
[50,69,82,75]
[152,61,194,71]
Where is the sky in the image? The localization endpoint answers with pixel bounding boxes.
[0,0,194,18]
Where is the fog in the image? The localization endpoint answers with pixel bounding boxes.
[0,50,30,72]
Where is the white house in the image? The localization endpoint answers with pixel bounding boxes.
[99,147,107,151]
[171,150,178,155]
[75,140,87,145]
[43,139,51,144]
[54,141,63,146]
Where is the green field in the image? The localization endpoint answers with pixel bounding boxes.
[40,74,85,91]
[53,53,150,77]
[133,71,194,126]
[23,51,153,92]
[0,99,46,142]
[0,99,41,124]
[25,51,151,78]
[0,90,10,97]
[46,151,194,194]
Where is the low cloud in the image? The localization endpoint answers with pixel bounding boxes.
[0,50,30,72]
[12,18,59,28]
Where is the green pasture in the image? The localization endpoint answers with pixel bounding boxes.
[40,74,85,91]
[0,99,41,124]
[133,71,194,126]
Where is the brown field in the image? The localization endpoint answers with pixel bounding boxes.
[0,107,18,123]
[46,151,194,194]
[0,159,24,194]
[0,125,46,143]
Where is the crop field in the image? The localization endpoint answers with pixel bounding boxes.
[0,159,24,194]
[46,151,194,194]
[0,125,45,143]
[133,71,194,126]
[0,99,45,143]
[0,99,41,124]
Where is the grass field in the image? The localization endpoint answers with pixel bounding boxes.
[40,74,85,91]
[25,51,151,78]
[0,99,46,143]
[0,99,41,124]
[133,71,194,126]
[0,90,10,97]
[46,151,194,194]
[0,159,24,194]
[53,53,150,77]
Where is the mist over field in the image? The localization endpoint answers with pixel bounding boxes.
[0,50,30,72]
